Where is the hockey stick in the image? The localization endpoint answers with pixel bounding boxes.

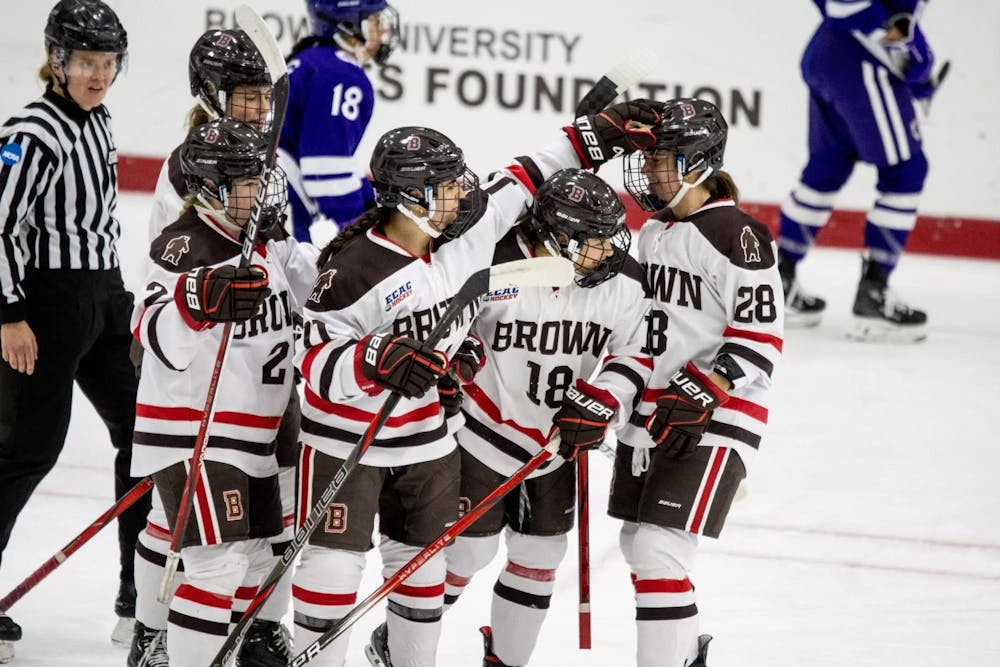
[574,48,657,117]
[210,256,574,667]
[576,450,592,649]
[158,3,290,603]
[0,478,153,612]
[918,59,951,115]
[290,436,564,666]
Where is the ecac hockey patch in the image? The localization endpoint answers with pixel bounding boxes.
[1,143,23,166]
[384,281,413,311]
[485,286,519,302]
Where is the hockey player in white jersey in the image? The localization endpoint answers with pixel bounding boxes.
[131,29,302,667]
[130,119,318,666]
[441,168,652,667]
[611,99,784,667]
[292,102,660,667]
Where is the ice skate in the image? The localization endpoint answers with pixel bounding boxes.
[127,622,168,667]
[236,619,293,667]
[111,580,136,647]
[0,613,21,664]
[687,634,713,667]
[364,622,393,667]
[479,626,515,667]
[779,257,825,328]
[849,256,927,342]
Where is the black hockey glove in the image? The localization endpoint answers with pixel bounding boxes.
[450,334,486,385]
[568,99,661,168]
[358,333,448,399]
[553,380,619,461]
[437,371,464,418]
[646,363,729,459]
[177,265,269,328]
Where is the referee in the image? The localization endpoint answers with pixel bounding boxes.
[0,0,149,657]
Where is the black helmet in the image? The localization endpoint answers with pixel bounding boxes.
[624,98,728,212]
[529,169,630,288]
[189,29,270,119]
[45,0,127,55]
[370,126,482,240]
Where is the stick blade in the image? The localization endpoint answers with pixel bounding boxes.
[575,49,659,116]
[235,5,287,84]
[488,257,575,291]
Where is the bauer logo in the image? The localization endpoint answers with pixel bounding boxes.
[1,143,23,166]
[384,281,413,311]
[485,286,519,301]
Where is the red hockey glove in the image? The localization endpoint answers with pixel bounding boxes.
[176,265,269,329]
[450,334,486,385]
[567,99,661,168]
[646,362,729,459]
[553,380,619,461]
[358,334,447,399]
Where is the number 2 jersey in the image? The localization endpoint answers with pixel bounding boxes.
[458,228,653,479]
[129,204,319,478]
[618,199,784,472]
[296,136,583,469]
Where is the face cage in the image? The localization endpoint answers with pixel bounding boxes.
[439,167,483,239]
[365,6,400,65]
[556,225,632,288]
[213,165,288,235]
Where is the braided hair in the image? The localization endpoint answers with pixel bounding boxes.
[316,205,393,269]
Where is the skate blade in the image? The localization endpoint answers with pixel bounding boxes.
[848,317,927,343]
[365,643,390,667]
[0,641,13,665]
[111,616,135,648]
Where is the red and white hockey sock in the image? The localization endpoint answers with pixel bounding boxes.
[382,538,445,667]
[443,534,500,608]
[133,503,183,630]
[292,545,365,667]
[489,532,567,666]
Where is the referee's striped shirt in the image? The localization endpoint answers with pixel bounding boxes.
[0,86,121,324]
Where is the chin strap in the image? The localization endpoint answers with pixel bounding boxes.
[396,202,441,239]
[333,32,372,65]
[665,163,714,211]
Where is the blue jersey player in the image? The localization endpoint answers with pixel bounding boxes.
[279,0,399,247]
[778,0,936,342]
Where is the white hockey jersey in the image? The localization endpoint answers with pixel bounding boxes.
[295,135,583,468]
[617,199,784,471]
[130,203,318,477]
[147,146,185,244]
[458,227,653,478]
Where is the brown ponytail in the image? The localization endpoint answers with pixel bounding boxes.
[704,170,740,206]
[38,62,55,85]
[316,206,392,269]
[185,105,212,131]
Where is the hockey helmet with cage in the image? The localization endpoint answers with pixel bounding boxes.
[370,126,482,240]
[529,169,630,288]
[305,0,399,65]
[44,0,127,72]
[189,29,270,120]
[624,98,728,212]
[180,119,287,231]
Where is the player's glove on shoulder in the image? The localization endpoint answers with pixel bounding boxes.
[553,380,618,461]
[567,99,661,168]
[358,333,447,399]
[646,362,729,459]
[177,265,269,329]
[450,334,487,385]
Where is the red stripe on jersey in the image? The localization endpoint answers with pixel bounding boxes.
[505,163,537,195]
[292,585,358,606]
[391,581,445,598]
[136,404,281,429]
[446,571,471,587]
[689,448,727,534]
[301,342,326,385]
[145,520,171,542]
[304,387,440,426]
[561,125,593,168]
[194,472,218,545]
[298,445,313,529]
[633,577,693,594]
[506,561,557,582]
[175,583,232,609]
[464,382,550,446]
[722,326,784,352]
[283,513,295,528]
[234,586,258,600]
[632,356,654,369]
[723,396,769,423]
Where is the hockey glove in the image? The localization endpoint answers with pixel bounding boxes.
[553,380,619,461]
[567,99,661,168]
[177,265,269,328]
[437,371,464,418]
[646,362,729,459]
[450,334,486,385]
[358,333,448,399]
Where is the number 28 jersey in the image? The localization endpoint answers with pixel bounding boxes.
[618,199,784,472]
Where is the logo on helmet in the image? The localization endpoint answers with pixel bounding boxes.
[740,226,761,264]
[568,184,586,203]
[214,33,234,47]
[310,269,337,303]
[162,236,191,266]
[406,136,421,151]
[679,102,697,119]
[204,127,220,144]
